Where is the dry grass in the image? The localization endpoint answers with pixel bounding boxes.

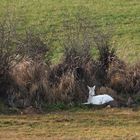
[9,57,49,108]
[0,14,140,109]
[0,108,140,140]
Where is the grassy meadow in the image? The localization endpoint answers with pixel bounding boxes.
[0,0,140,63]
[0,108,140,140]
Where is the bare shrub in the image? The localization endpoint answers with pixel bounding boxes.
[47,17,140,104]
[106,59,140,95]
[48,72,75,104]
[10,57,49,108]
[0,20,21,101]
[93,31,118,86]
[124,63,140,94]
[62,17,97,86]
[8,30,50,108]
[47,18,98,104]
[90,30,140,99]
[107,56,126,92]
[17,31,49,62]
[0,17,50,109]
[1,14,139,110]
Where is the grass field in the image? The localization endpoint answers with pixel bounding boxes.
[0,108,140,140]
[0,0,140,63]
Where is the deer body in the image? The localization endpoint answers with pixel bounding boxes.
[83,86,114,105]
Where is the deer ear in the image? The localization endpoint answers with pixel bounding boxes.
[93,85,96,90]
[87,86,90,90]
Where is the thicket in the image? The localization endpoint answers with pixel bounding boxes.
[0,17,139,111]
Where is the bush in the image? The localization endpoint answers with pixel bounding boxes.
[0,16,140,111]
[8,31,50,109]
[47,18,98,104]
[0,19,50,109]
[0,20,21,100]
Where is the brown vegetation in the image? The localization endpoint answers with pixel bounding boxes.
[0,19,140,111]
[0,109,140,140]
[0,20,20,101]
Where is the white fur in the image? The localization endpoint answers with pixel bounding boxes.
[83,85,114,105]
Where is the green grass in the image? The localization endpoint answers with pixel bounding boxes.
[0,108,140,139]
[0,0,140,63]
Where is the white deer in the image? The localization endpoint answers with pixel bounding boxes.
[83,85,114,105]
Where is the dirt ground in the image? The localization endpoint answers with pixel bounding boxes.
[0,108,140,140]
